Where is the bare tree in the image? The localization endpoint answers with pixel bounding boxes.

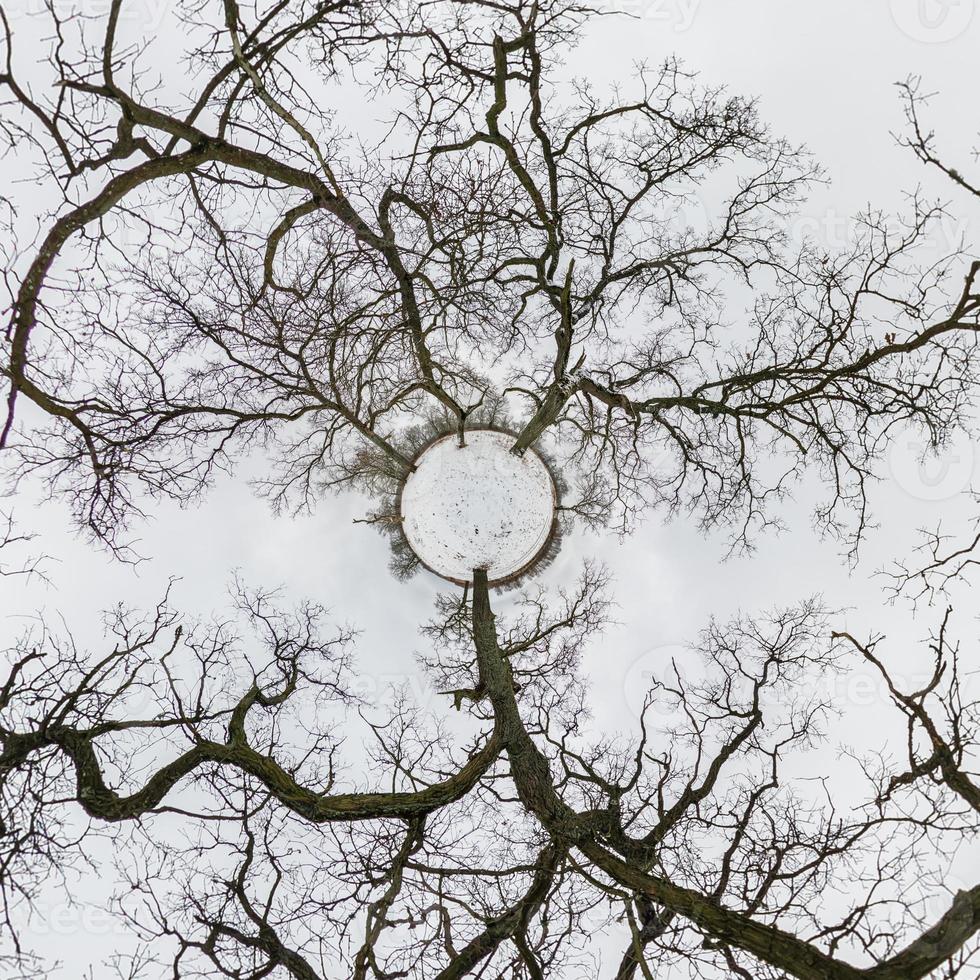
[898,77,980,203]
[0,511,45,581]
[1,0,976,549]
[880,78,980,606]
[2,2,980,979]
[2,552,980,977]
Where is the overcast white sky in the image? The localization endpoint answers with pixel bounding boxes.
[2,0,979,975]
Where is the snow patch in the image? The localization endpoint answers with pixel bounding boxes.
[400,430,556,585]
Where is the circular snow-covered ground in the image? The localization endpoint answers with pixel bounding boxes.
[399,430,556,585]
